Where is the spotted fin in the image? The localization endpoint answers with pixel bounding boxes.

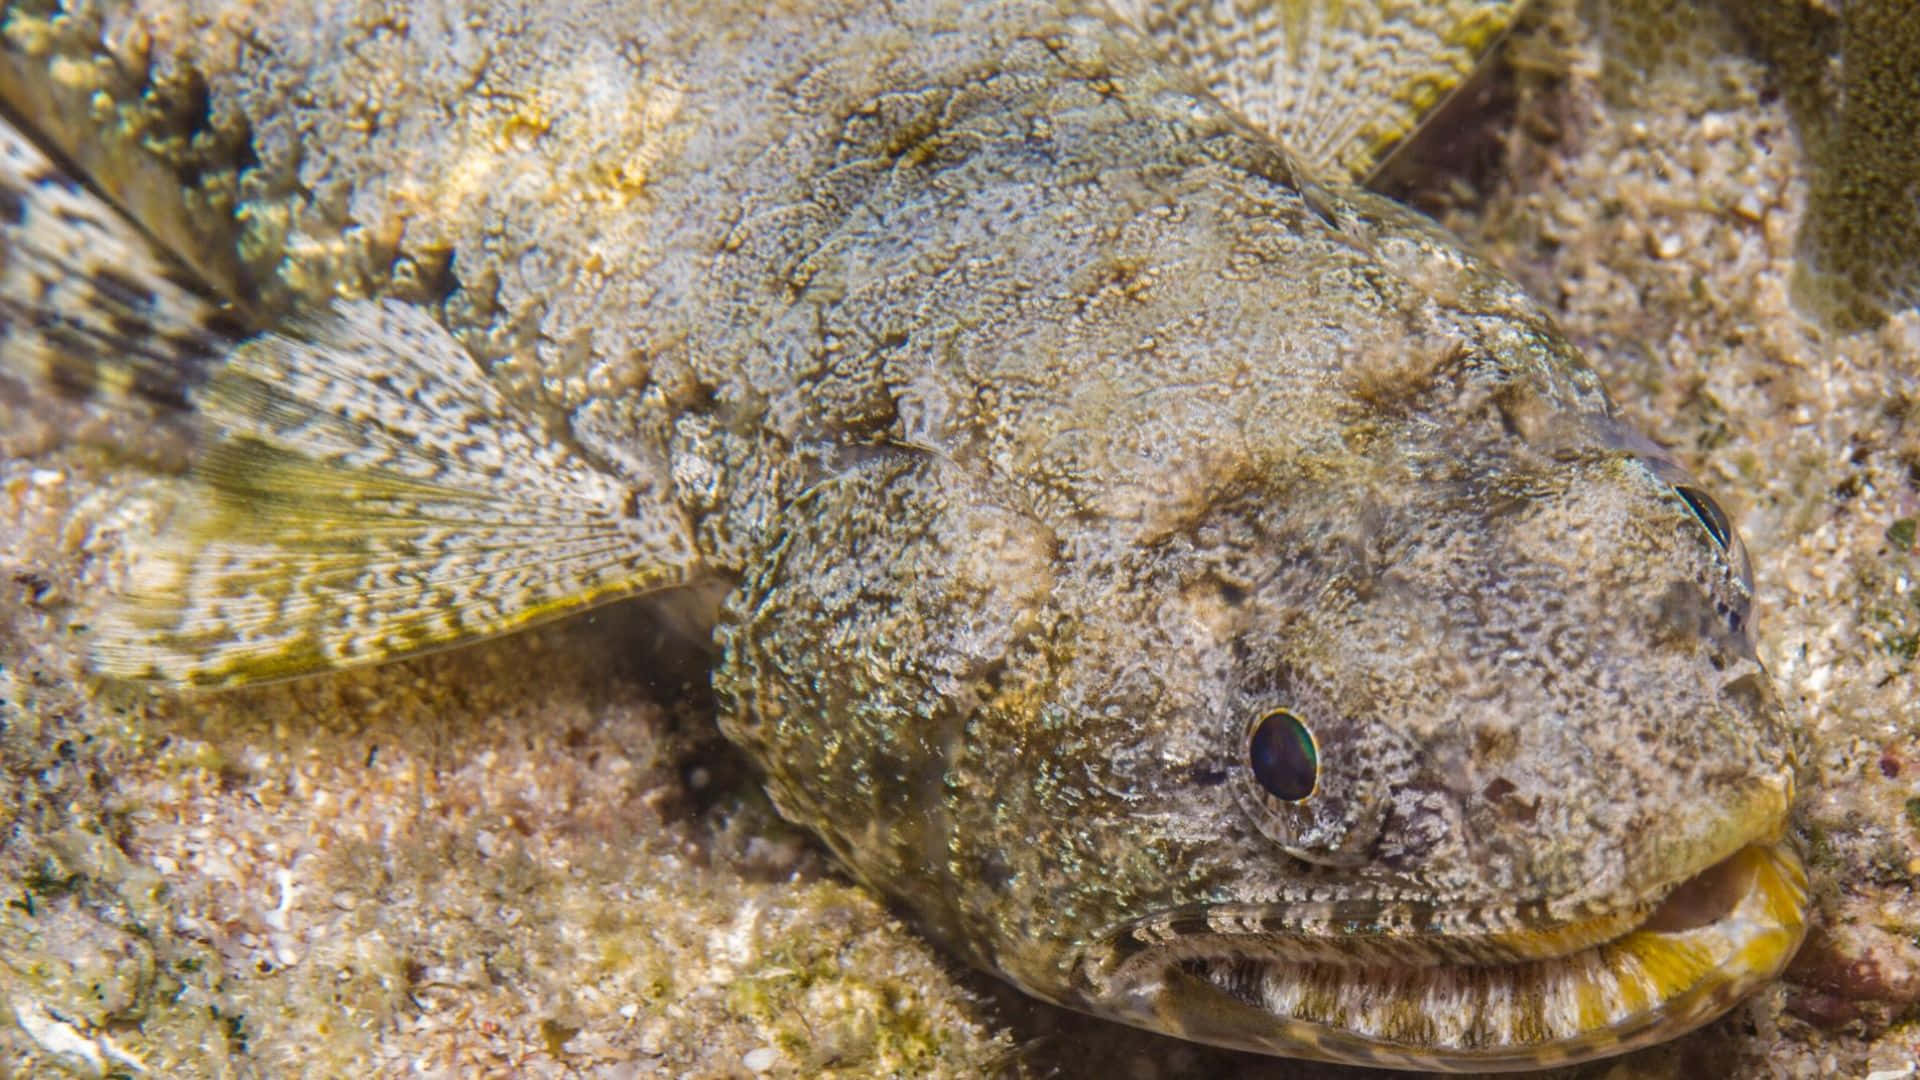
[0,112,241,415]
[93,299,703,687]
[1113,0,1523,181]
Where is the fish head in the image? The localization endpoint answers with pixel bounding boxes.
[1044,361,1804,1069]
[1219,423,1788,902]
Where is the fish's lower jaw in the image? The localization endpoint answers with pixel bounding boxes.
[1076,841,1807,1072]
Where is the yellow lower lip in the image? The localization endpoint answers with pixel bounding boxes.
[1490,840,1809,1070]
[1080,841,1808,1071]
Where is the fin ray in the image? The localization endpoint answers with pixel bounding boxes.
[0,113,238,414]
[93,300,702,687]
[1114,0,1523,181]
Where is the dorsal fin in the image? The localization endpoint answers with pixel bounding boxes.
[1113,0,1523,182]
[93,299,704,687]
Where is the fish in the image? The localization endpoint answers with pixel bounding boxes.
[0,0,1806,1070]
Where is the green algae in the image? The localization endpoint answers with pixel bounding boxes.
[1888,518,1917,555]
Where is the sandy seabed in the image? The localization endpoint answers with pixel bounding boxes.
[2,1,1916,1076]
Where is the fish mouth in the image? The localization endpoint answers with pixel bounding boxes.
[1068,839,1807,1071]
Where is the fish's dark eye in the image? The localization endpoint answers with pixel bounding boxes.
[1675,485,1732,551]
[1249,709,1318,802]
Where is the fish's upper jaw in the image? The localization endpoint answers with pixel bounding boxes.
[1064,836,1806,1072]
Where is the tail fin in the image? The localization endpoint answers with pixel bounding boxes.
[0,112,244,417]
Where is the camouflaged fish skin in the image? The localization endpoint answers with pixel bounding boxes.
[0,0,1805,1068]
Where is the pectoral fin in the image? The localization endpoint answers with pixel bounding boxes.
[1115,0,1522,181]
[0,113,240,416]
[94,299,702,687]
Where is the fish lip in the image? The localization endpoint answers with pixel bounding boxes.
[1067,839,1808,1070]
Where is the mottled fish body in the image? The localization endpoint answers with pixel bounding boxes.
[0,0,1804,1069]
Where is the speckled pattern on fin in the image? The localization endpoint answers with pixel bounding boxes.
[0,113,240,414]
[1112,0,1523,181]
[93,299,703,687]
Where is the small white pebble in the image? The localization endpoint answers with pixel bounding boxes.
[28,469,63,488]
[98,1032,147,1073]
[637,1017,670,1055]
[264,868,299,932]
[1651,232,1684,259]
[474,829,499,858]
[743,1046,779,1073]
[12,998,105,1074]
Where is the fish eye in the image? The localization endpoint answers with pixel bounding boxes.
[1249,708,1318,802]
[1674,485,1732,551]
